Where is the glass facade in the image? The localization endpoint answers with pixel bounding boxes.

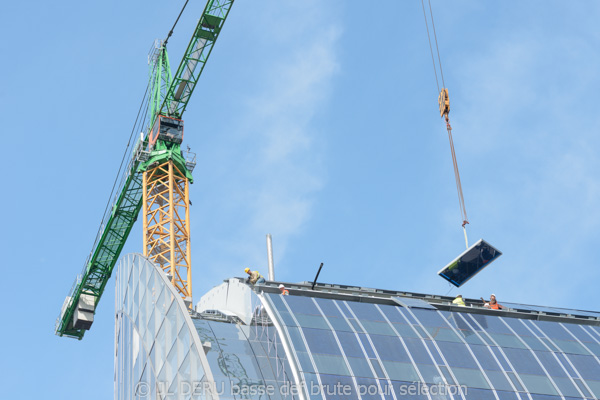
[265,294,600,400]
[115,253,600,400]
[115,254,217,400]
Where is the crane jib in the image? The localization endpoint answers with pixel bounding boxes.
[56,0,234,339]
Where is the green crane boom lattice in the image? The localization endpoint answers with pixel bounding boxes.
[56,0,234,340]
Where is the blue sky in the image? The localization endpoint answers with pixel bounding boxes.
[1,0,599,398]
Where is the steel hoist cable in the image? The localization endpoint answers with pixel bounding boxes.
[421,0,470,248]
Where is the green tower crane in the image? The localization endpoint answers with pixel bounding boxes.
[56,0,235,340]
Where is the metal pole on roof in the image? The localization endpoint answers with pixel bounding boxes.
[266,234,275,281]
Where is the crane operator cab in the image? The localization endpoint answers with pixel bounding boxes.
[149,115,184,147]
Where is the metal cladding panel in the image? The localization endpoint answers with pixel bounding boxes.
[392,296,437,310]
[438,238,503,287]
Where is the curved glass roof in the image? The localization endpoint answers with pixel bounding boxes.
[261,292,600,400]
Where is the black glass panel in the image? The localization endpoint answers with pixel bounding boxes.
[437,239,502,287]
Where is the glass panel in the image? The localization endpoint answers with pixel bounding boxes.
[469,344,502,371]
[451,367,491,389]
[377,305,406,323]
[286,326,307,352]
[318,374,358,400]
[403,338,434,365]
[336,331,366,358]
[381,360,419,382]
[485,370,514,391]
[355,377,383,400]
[506,372,524,391]
[415,364,443,385]
[534,351,568,377]
[495,390,520,400]
[410,309,448,328]
[423,341,444,365]
[326,316,353,332]
[436,341,479,369]
[502,347,545,375]
[554,352,577,377]
[296,351,315,372]
[520,335,550,352]
[566,354,600,380]
[562,324,594,343]
[503,318,534,336]
[358,333,376,358]
[389,380,429,399]
[437,239,502,287]
[532,320,576,341]
[391,323,420,339]
[462,388,496,400]
[489,333,528,349]
[345,302,387,321]
[348,319,364,333]
[438,365,455,385]
[552,376,583,398]
[302,328,341,355]
[312,354,350,375]
[424,326,463,343]
[573,378,593,398]
[552,339,590,356]
[519,374,559,396]
[369,334,410,362]
[369,359,386,379]
[283,295,321,315]
[361,321,397,336]
[348,356,375,379]
[469,314,514,334]
[314,298,344,317]
[302,372,324,400]
[295,314,330,330]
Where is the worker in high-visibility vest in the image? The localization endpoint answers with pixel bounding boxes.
[278,284,289,295]
[244,268,265,285]
[452,295,466,307]
[481,294,504,310]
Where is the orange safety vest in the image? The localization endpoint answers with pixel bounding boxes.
[281,289,289,296]
[489,303,501,310]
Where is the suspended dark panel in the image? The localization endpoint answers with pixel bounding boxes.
[437,239,502,287]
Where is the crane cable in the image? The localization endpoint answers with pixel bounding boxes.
[421,0,470,248]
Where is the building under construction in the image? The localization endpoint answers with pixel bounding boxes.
[115,253,600,400]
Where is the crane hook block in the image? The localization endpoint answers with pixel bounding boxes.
[438,88,450,118]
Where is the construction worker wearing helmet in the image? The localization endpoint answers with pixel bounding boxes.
[245,268,265,285]
[278,284,289,295]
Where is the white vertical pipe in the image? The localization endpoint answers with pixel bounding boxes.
[266,234,275,281]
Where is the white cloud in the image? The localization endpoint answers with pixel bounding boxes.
[195,2,341,288]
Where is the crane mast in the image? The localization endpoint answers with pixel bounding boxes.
[56,0,234,339]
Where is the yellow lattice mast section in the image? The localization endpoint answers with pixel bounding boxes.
[142,158,193,304]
